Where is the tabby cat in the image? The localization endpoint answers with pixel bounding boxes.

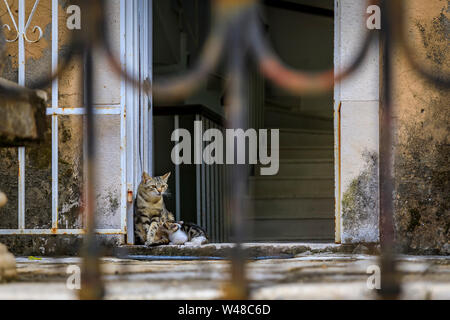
[134,172,175,245]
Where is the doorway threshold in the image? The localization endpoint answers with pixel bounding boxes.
[116,242,374,259]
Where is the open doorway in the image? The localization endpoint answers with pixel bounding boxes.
[152,0,335,243]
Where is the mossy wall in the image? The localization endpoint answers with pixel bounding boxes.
[341,152,379,243]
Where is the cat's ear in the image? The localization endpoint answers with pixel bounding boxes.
[142,172,152,182]
[162,172,171,182]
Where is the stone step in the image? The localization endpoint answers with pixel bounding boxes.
[117,242,347,258]
[249,176,334,198]
[279,146,334,159]
[258,159,333,176]
[247,196,334,220]
[278,129,334,147]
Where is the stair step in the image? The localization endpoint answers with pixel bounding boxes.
[258,159,333,176]
[249,176,334,197]
[279,146,334,159]
[247,196,334,219]
[278,129,334,147]
[265,107,333,131]
[248,219,335,241]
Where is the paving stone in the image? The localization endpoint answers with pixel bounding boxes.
[0,253,449,299]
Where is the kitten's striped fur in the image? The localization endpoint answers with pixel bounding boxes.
[161,221,209,245]
[134,172,174,245]
[178,221,209,244]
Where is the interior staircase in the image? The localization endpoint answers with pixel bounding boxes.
[248,106,335,242]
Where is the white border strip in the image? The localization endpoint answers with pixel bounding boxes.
[51,0,59,230]
[17,0,26,230]
[120,0,128,236]
[0,229,125,235]
[195,114,201,227]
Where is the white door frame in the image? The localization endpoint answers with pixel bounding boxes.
[123,0,153,244]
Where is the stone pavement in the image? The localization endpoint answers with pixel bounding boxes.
[0,243,448,299]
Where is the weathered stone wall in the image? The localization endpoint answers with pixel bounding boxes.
[335,0,449,253]
[392,0,449,255]
[0,0,123,255]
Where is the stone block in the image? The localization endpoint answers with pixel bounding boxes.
[0,243,16,281]
[0,78,48,147]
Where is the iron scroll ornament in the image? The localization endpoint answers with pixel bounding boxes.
[1,0,43,43]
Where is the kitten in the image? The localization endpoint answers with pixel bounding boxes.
[166,222,188,245]
[165,221,209,246]
[154,221,181,245]
[134,172,175,245]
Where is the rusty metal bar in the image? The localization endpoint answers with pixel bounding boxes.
[378,0,400,299]
[79,41,104,299]
[222,8,251,299]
